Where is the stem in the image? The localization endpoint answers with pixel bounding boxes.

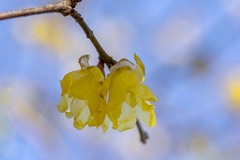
[136,120,149,144]
[69,9,115,68]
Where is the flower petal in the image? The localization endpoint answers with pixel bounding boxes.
[126,92,136,108]
[136,102,156,127]
[117,103,137,131]
[73,106,90,130]
[134,53,145,81]
[65,98,85,118]
[130,83,158,102]
[110,59,135,73]
[101,115,111,132]
[78,54,90,68]
[89,67,105,81]
[57,94,71,112]
[60,69,89,95]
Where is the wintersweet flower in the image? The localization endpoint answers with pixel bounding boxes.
[103,54,157,131]
[57,55,108,131]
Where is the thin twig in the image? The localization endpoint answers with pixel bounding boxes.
[136,120,149,144]
[69,9,116,68]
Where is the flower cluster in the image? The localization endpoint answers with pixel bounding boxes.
[58,54,157,132]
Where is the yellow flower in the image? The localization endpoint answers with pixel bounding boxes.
[58,55,108,131]
[227,76,240,110]
[103,54,157,131]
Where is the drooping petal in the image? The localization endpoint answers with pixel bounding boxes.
[117,103,137,132]
[65,98,85,118]
[126,92,136,108]
[87,115,100,127]
[57,94,71,112]
[73,105,90,130]
[136,104,156,127]
[101,115,111,132]
[88,86,106,127]
[106,69,137,128]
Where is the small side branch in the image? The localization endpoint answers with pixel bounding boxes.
[136,120,149,144]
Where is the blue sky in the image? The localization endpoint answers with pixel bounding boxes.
[1,0,240,159]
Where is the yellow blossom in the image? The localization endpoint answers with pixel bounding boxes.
[32,18,69,53]
[227,77,240,109]
[58,55,108,131]
[103,54,157,131]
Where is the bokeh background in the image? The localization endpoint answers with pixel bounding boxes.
[1,0,240,159]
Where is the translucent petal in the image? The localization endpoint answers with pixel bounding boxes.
[78,54,90,68]
[136,102,156,127]
[110,59,135,73]
[57,94,71,112]
[87,116,96,127]
[65,98,85,118]
[101,115,111,132]
[117,103,137,132]
[142,100,155,110]
[73,106,90,130]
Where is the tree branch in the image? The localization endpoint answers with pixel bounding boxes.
[0,2,70,20]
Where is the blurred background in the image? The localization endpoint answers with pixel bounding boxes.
[1,0,240,159]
